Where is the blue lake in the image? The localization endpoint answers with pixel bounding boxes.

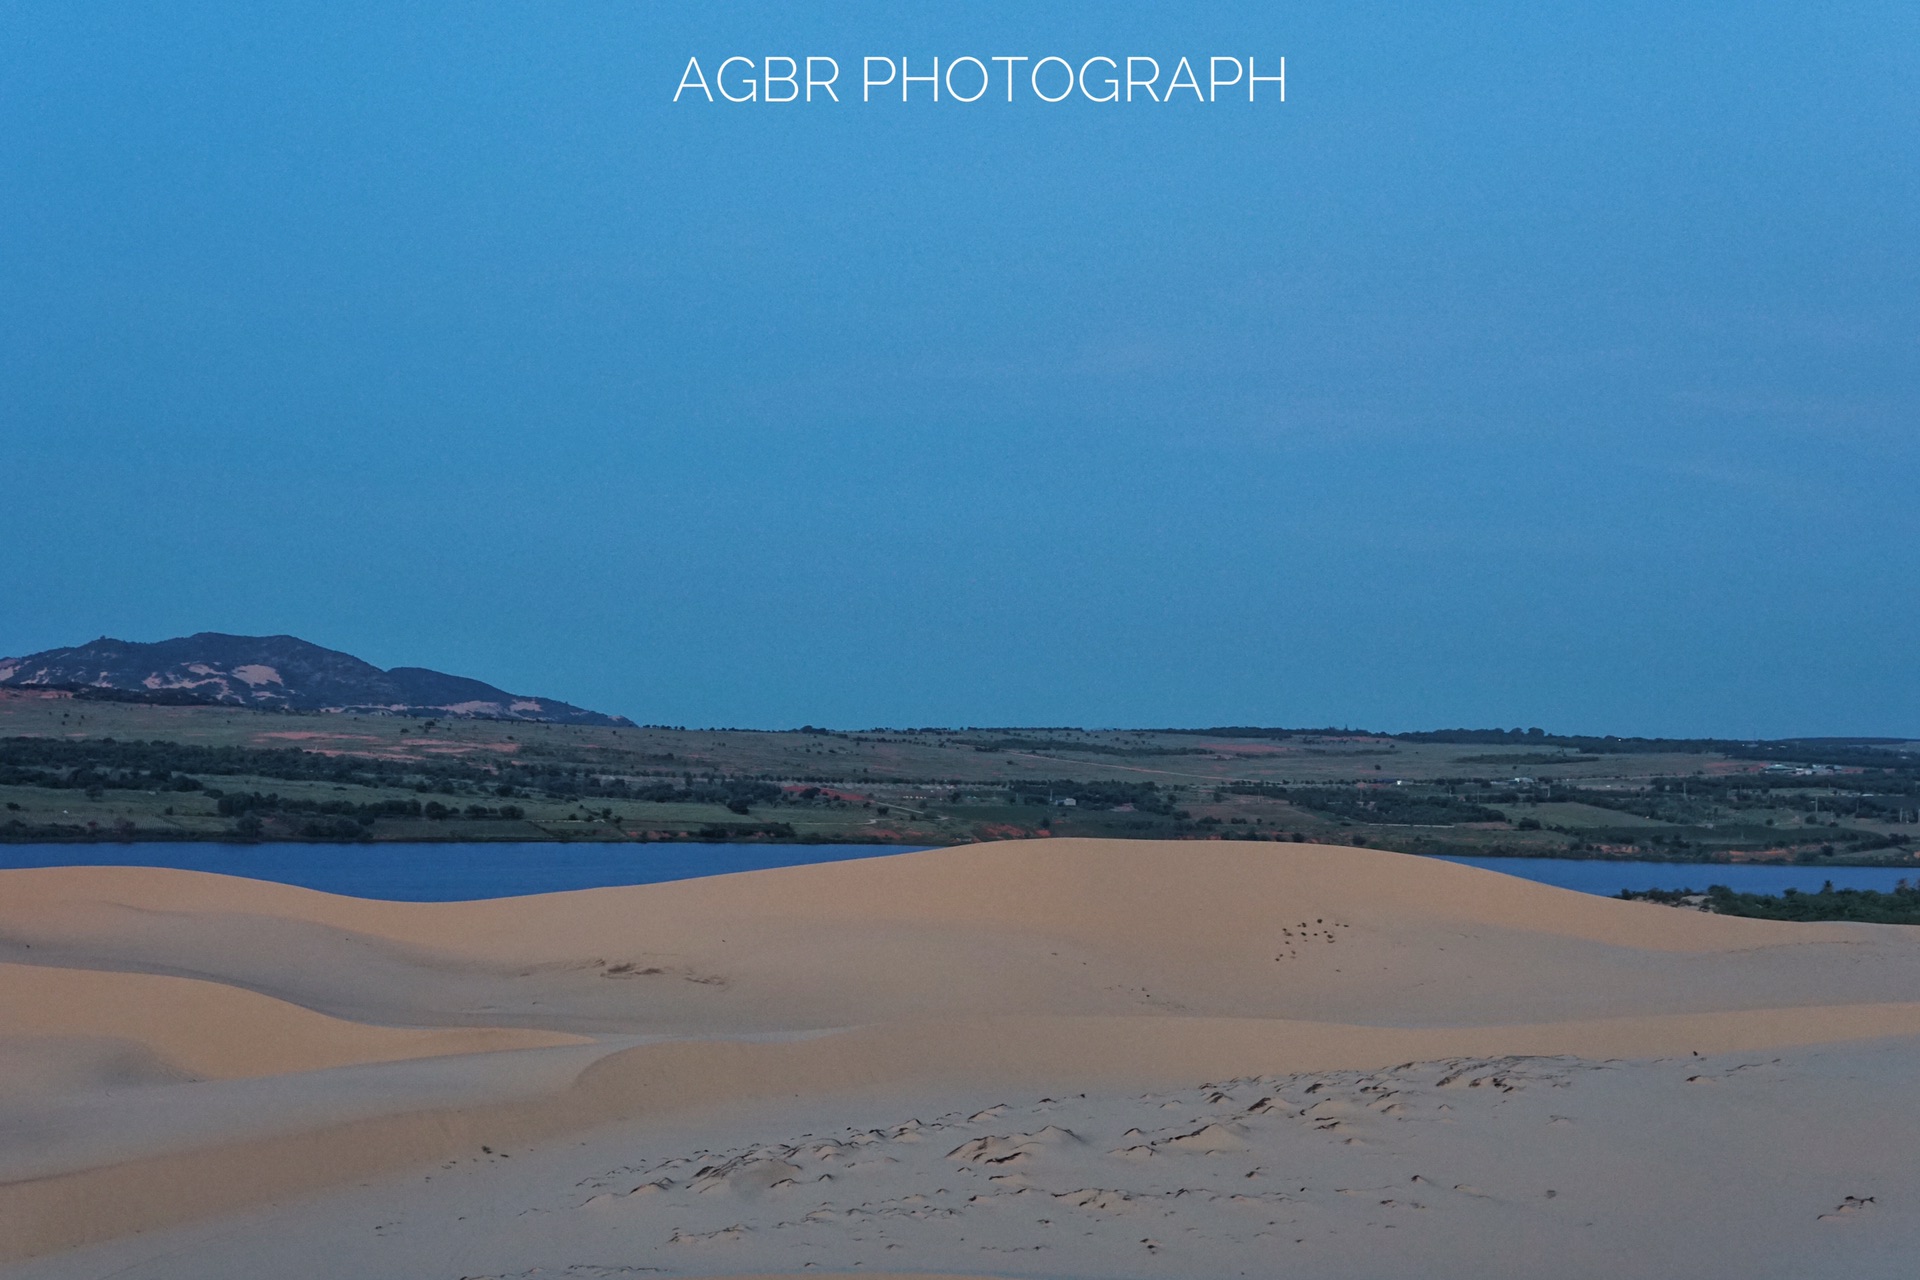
[1436,856,1920,898]
[0,842,929,902]
[0,843,1912,902]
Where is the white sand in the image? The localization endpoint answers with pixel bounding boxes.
[2,838,1918,1277]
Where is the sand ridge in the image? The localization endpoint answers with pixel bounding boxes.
[0,963,585,1083]
[6,840,1916,1038]
[5,838,1920,1270]
[0,839,1878,957]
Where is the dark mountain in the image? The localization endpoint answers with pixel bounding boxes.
[0,633,633,726]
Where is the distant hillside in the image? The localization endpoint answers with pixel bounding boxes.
[0,633,632,726]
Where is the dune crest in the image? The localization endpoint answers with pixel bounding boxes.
[6,838,1920,1266]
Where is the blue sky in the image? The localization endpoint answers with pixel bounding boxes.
[2,1,1915,735]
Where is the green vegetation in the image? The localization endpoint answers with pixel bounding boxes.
[1,693,1914,858]
[1228,783,1505,826]
[1621,882,1920,925]
[952,737,1211,758]
[991,779,1183,814]
[1404,728,1920,772]
[0,735,492,789]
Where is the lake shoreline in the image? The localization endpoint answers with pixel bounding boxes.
[6,827,1919,869]
[4,840,1919,907]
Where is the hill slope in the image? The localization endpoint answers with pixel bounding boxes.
[0,632,631,725]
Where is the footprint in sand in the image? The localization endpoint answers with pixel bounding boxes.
[690,1156,804,1196]
[1161,1123,1249,1154]
[467,1267,666,1279]
[1052,1188,1138,1213]
[947,1126,1082,1165]
[1818,1195,1877,1222]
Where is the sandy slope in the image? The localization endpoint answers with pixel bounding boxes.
[0,963,584,1082]
[6,840,1915,1034]
[4,838,1920,1274]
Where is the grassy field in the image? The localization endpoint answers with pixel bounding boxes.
[3,689,1916,865]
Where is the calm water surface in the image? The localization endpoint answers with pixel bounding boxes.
[1436,855,1919,897]
[0,843,1911,902]
[0,841,929,901]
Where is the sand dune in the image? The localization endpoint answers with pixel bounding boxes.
[4,838,1920,1274]
[5,840,1913,1034]
[0,963,584,1083]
